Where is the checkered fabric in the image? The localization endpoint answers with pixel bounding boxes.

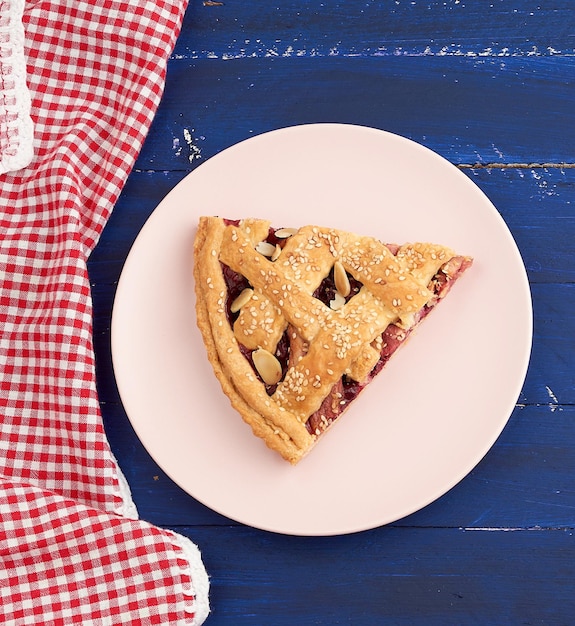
[0,1,209,623]
[0,478,209,625]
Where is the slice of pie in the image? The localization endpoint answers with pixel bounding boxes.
[194,216,472,464]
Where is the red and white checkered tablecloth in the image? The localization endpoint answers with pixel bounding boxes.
[0,1,209,623]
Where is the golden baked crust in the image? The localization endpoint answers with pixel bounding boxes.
[194,216,472,464]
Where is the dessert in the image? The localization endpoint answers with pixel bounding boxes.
[194,216,472,464]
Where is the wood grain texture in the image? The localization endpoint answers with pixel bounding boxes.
[87,3,575,623]
[176,0,575,59]
[171,525,575,626]
[90,169,575,405]
[140,55,575,169]
[91,168,575,285]
[95,400,575,531]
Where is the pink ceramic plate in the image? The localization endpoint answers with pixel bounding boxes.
[112,124,532,535]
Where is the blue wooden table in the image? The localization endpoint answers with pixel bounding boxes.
[88,2,575,623]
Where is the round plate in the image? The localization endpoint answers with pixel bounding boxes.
[112,124,532,536]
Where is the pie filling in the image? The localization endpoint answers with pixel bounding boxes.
[220,223,471,438]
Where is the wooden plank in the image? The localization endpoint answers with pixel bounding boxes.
[523,283,575,404]
[467,168,575,285]
[400,405,575,529]
[89,167,575,405]
[139,55,575,169]
[88,6,575,623]
[178,1,575,59]
[90,169,575,286]
[99,396,575,531]
[163,525,575,625]
[91,277,574,406]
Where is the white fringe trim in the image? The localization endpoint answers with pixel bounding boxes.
[171,532,211,625]
[1,0,34,174]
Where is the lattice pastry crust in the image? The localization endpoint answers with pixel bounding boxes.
[194,216,472,464]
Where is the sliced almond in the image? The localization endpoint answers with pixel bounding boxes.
[333,261,351,297]
[230,288,254,313]
[271,244,282,261]
[329,292,346,311]
[274,227,298,239]
[255,241,276,257]
[252,348,282,385]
